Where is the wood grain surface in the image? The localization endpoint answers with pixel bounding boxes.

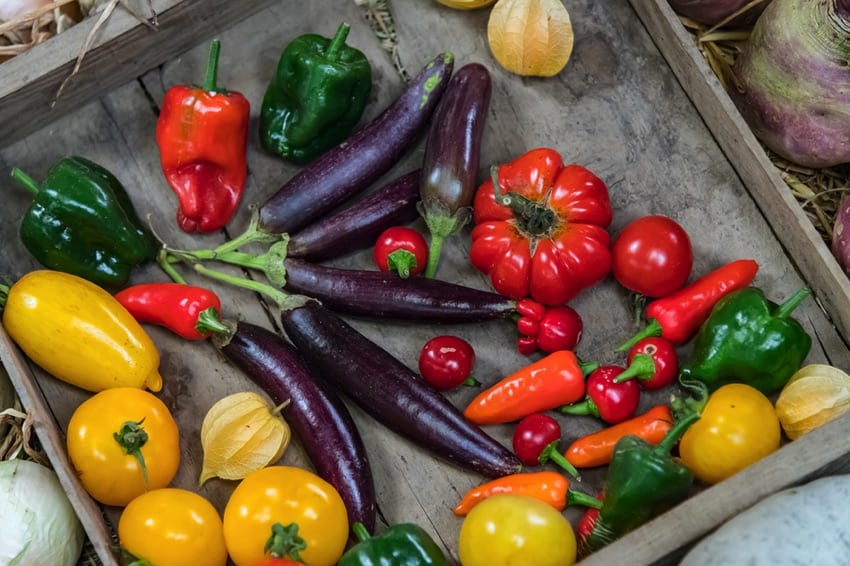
[2,0,850,564]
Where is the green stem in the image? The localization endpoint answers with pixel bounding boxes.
[212,211,286,255]
[424,235,445,279]
[560,398,599,418]
[10,168,40,197]
[657,412,700,455]
[351,522,372,543]
[775,288,810,318]
[192,263,308,312]
[325,22,351,61]
[580,361,600,376]
[616,318,662,352]
[567,489,604,510]
[490,166,555,236]
[158,249,186,284]
[0,284,9,309]
[264,523,307,561]
[203,39,221,92]
[387,249,418,279]
[195,306,230,336]
[540,441,581,481]
[114,420,149,489]
[614,353,655,383]
[462,376,480,387]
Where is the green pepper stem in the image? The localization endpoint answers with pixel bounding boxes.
[351,522,372,543]
[490,166,556,236]
[325,22,351,61]
[775,287,810,319]
[387,249,418,279]
[114,420,149,489]
[462,376,480,387]
[567,489,603,510]
[616,318,663,352]
[195,306,230,336]
[614,353,655,383]
[580,361,600,376]
[264,523,307,561]
[657,412,700,455]
[0,284,8,309]
[10,168,40,197]
[540,441,581,481]
[560,397,599,418]
[203,39,221,92]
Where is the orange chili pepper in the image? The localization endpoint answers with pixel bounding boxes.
[564,404,674,468]
[453,471,600,516]
[463,350,591,425]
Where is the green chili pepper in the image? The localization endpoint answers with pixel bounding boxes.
[579,412,699,557]
[11,156,157,289]
[260,22,372,164]
[338,521,448,566]
[679,286,812,396]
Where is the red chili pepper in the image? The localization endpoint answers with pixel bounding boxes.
[114,283,229,340]
[464,350,595,425]
[512,413,580,479]
[560,365,640,424]
[417,335,479,391]
[470,148,613,305]
[515,298,583,355]
[614,337,679,390]
[373,226,429,279]
[156,39,250,233]
[618,259,759,351]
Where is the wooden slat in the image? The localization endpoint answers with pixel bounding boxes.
[0,0,278,148]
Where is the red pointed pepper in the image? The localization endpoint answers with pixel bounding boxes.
[114,282,229,340]
[156,39,250,233]
[618,259,759,351]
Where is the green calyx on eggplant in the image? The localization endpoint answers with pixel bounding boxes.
[728,0,850,168]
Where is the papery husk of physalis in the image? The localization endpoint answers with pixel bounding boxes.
[487,0,574,77]
[199,392,291,485]
[775,364,850,440]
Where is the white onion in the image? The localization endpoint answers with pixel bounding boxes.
[0,459,84,566]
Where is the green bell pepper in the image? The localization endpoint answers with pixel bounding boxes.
[11,156,157,289]
[579,412,699,557]
[679,286,812,396]
[338,522,448,566]
[260,22,372,164]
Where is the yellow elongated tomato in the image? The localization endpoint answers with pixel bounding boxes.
[435,0,497,9]
[458,494,576,566]
[223,466,349,566]
[1,270,162,392]
[67,387,180,506]
[487,0,574,77]
[118,488,227,566]
[679,383,780,485]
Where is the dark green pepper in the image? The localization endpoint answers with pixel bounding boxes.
[579,412,699,557]
[11,156,157,289]
[680,286,812,396]
[338,522,448,566]
[260,22,372,164]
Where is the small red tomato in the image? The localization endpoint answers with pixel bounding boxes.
[512,413,580,479]
[418,336,476,391]
[617,336,679,390]
[561,366,640,424]
[374,226,429,278]
[611,215,693,298]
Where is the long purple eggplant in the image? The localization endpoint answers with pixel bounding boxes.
[279,300,523,478]
[258,52,455,236]
[286,169,421,262]
[281,258,516,323]
[419,63,492,277]
[212,320,376,532]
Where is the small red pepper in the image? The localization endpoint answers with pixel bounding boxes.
[463,350,596,425]
[114,282,229,340]
[512,413,580,479]
[561,365,641,424]
[373,226,429,279]
[156,39,250,233]
[614,336,679,390]
[618,259,759,351]
[515,298,583,355]
[577,493,605,550]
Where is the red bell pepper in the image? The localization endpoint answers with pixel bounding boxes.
[470,148,613,305]
[617,258,759,351]
[156,39,250,233]
[515,298,583,355]
[114,282,229,340]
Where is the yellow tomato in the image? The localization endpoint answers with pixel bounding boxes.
[118,488,227,566]
[458,494,576,566]
[435,0,497,9]
[1,270,162,392]
[679,383,780,485]
[67,387,180,506]
[223,466,349,566]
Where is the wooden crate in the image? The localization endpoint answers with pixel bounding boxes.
[2,0,850,565]
[0,0,278,148]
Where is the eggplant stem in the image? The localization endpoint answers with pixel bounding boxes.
[424,235,445,278]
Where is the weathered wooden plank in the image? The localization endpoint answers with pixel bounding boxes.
[0,0,278,148]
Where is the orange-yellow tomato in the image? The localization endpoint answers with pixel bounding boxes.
[679,383,780,485]
[435,0,497,9]
[118,488,227,566]
[223,466,349,566]
[66,387,180,506]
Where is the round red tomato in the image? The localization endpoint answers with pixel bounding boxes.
[611,215,693,297]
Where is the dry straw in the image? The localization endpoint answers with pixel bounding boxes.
[679,0,850,246]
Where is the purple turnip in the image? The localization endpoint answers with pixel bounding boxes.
[668,0,770,27]
[728,0,850,168]
[832,194,850,274]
